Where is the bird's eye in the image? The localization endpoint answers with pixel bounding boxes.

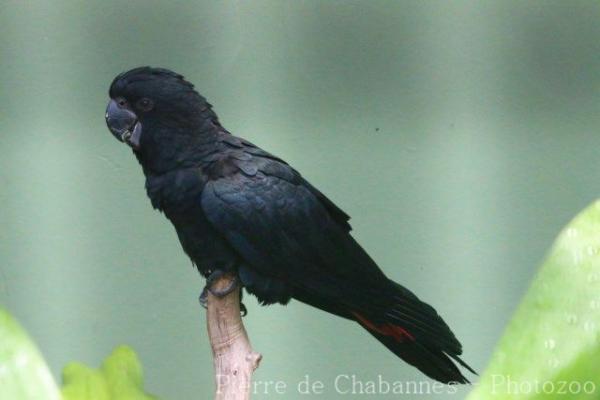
[117,98,128,107]
[136,98,154,112]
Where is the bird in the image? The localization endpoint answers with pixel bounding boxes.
[105,66,475,384]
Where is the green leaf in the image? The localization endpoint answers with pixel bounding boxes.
[61,362,110,400]
[0,307,62,400]
[62,346,157,400]
[468,200,600,399]
[101,346,156,400]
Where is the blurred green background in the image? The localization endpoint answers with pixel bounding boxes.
[0,1,599,398]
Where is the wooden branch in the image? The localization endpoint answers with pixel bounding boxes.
[206,273,262,400]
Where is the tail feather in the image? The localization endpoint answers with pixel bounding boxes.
[352,281,476,384]
[354,311,470,384]
[289,278,475,383]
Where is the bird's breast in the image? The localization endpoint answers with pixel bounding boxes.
[145,167,206,212]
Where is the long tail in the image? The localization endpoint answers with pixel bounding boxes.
[351,281,476,384]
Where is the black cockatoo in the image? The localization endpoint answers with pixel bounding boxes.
[105,67,474,383]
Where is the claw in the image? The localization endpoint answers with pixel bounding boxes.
[240,302,247,317]
[199,286,208,309]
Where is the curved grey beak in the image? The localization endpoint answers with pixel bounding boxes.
[105,99,142,150]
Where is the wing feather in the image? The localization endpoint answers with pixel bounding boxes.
[200,158,386,309]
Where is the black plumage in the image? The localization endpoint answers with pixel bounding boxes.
[105,67,475,383]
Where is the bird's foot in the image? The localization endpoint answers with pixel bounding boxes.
[206,269,239,297]
[198,270,248,316]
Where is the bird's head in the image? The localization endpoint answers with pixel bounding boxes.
[105,67,218,152]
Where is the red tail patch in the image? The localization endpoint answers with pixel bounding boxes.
[352,312,415,342]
